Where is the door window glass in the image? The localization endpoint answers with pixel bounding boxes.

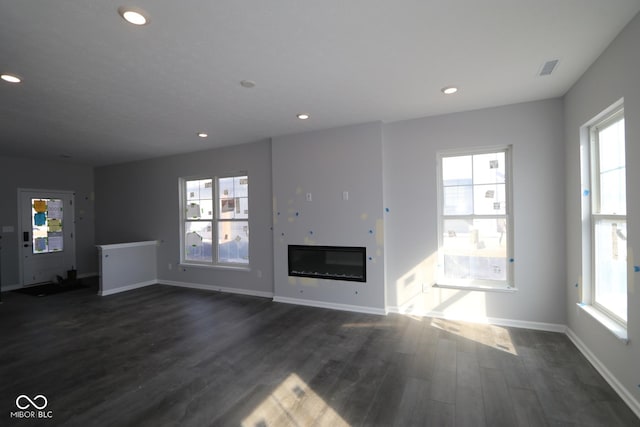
[31,198,64,254]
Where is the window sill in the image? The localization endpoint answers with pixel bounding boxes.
[433,283,517,293]
[576,303,628,344]
[179,263,251,272]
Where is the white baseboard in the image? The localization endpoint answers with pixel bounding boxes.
[566,328,640,420]
[160,280,274,299]
[99,280,156,296]
[273,296,386,316]
[386,305,567,333]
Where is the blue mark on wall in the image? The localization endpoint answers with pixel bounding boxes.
[583,189,590,197]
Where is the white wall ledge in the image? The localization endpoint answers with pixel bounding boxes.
[576,303,629,343]
[96,240,159,250]
[433,283,518,293]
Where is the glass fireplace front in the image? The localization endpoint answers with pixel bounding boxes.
[288,245,366,282]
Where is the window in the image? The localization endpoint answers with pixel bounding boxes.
[437,147,513,289]
[181,174,249,266]
[31,198,64,253]
[586,104,626,325]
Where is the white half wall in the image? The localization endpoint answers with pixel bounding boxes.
[97,241,158,296]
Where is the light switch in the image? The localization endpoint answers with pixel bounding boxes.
[342,191,349,201]
[306,193,312,201]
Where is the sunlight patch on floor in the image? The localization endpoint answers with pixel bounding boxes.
[242,373,349,427]
[430,317,518,355]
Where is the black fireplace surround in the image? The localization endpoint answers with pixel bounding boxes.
[288,245,366,282]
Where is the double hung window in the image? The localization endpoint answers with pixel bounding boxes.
[587,105,627,325]
[437,147,513,289]
[181,175,249,266]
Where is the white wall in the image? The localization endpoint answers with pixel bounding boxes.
[383,99,566,327]
[564,12,640,413]
[94,139,274,296]
[271,122,386,312]
[0,155,96,286]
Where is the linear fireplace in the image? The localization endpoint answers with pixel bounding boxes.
[288,245,366,282]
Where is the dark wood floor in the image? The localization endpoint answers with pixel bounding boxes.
[1,284,638,427]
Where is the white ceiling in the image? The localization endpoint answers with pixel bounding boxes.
[1,0,639,166]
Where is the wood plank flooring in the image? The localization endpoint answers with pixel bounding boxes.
[0,284,638,426]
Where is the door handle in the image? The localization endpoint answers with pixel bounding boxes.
[23,231,29,242]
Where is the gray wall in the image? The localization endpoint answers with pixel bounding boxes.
[94,140,273,295]
[0,155,96,286]
[564,12,640,408]
[272,122,386,311]
[383,99,567,325]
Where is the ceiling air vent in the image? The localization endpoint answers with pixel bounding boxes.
[539,59,559,76]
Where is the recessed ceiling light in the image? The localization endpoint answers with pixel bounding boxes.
[240,80,256,88]
[297,113,310,120]
[1,74,22,83]
[441,86,458,95]
[118,7,148,25]
[197,132,208,138]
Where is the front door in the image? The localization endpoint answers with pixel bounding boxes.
[19,190,76,286]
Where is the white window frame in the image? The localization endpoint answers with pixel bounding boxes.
[179,173,249,268]
[436,145,514,292]
[581,101,627,329]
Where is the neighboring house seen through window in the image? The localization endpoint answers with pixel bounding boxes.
[437,147,513,290]
[181,175,249,266]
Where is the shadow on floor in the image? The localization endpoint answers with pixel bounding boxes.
[12,276,99,297]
